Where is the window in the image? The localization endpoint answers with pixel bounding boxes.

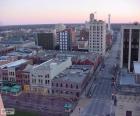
[126,111,132,116]
[56,83,58,87]
[71,84,73,88]
[48,80,50,84]
[76,92,79,97]
[76,85,79,89]
[66,84,68,88]
[38,75,43,77]
[60,83,63,87]
[52,90,54,94]
[45,80,47,84]
[40,79,43,84]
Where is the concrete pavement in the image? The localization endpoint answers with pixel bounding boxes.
[71,97,92,116]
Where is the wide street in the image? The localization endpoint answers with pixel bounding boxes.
[81,32,121,116]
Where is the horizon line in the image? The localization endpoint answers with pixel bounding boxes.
[0,22,139,27]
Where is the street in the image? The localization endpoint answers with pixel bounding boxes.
[81,32,121,116]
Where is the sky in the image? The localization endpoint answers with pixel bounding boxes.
[0,0,140,25]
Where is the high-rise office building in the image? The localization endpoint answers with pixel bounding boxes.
[120,23,140,72]
[57,29,72,51]
[88,13,106,55]
[36,32,56,50]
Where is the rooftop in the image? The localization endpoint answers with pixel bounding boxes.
[117,68,140,95]
[0,59,29,69]
[122,23,140,29]
[119,69,138,86]
[53,65,92,83]
[33,57,71,70]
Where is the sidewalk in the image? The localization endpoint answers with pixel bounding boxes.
[70,97,91,116]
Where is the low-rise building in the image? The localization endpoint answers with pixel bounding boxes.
[38,50,102,70]
[30,57,72,95]
[0,45,16,55]
[0,59,32,88]
[16,64,33,86]
[77,38,88,51]
[0,56,18,66]
[115,69,140,116]
[52,65,94,98]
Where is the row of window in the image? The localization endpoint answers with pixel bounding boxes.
[52,83,79,89]
[9,72,15,76]
[59,35,68,38]
[3,77,8,81]
[89,42,103,44]
[60,32,68,36]
[16,75,29,78]
[123,38,139,42]
[90,31,103,33]
[60,42,68,44]
[89,36,103,39]
[32,74,49,78]
[16,80,29,84]
[60,39,68,42]
[32,79,50,85]
[52,90,79,97]
[2,77,29,83]
[89,46,102,48]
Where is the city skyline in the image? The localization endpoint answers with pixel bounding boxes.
[0,0,140,25]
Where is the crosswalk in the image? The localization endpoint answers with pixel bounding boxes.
[91,97,111,103]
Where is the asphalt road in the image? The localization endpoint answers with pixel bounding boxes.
[81,32,121,116]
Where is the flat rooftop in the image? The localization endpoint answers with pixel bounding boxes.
[118,69,140,95]
[33,57,71,70]
[0,59,29,68]
[121,23,140,29]
[53,65,92,83]
[120,73,136,85]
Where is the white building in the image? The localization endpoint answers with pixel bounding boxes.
[30,57,72,95]
[88,13,106,55]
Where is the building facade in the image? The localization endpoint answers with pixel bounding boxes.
[115,68,140,116]
[36,33,56,50]
[88,13,106,55]
[0,59,32,88]
[30,57,72,95]
[57,29,72,51]
[52,65,94,98]
[120,24,140,72]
